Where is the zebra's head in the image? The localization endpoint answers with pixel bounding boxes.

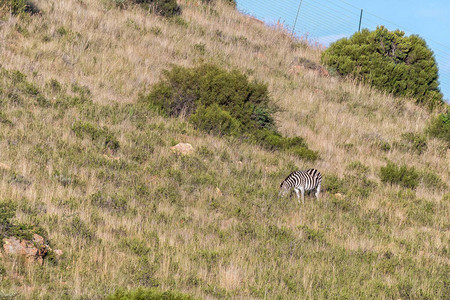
[279,181,290,198]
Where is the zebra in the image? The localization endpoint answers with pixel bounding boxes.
[279,169,322,204]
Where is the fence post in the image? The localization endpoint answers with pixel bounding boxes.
[291,0,303,37]
[358,9,363,32]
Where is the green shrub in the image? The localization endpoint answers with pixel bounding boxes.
[189,104,240,136]
[202,0,236,8]
[0,264,6,277]
[71,82,91,97]
[329,194,357,212]
[107,287,197,300]
[143,64,274,130]
[141,64,318,160]
[299,225,325,243]
[66,216,95,242]
[154,0,180,17]
[346,161,369,175]
[0,200,16,235]
[90,192,128,214]
[46,78,63,93]
[120,238,150,256]
[289,146,319,161]
[0,112,13,126]
[426,110,450,147]
[323,175,347,195]
[253,130,317,160]
[2,0,39,15]
[380,162,419,189]
[72,121,120,151]
[419,170,448,191]
[193,43,206,55]
[397,132,427,154]
[0,200,47,242]
[323,172,376,198]
[322,26,444,109]
[128,0,180,17]
[295,57,322,71]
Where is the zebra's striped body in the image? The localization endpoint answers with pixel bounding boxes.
[279,169,322,204]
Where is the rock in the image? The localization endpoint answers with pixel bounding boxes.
[0,162,11,170]
[53,249,63,257]
[170,143,194,155]
[256,52,265,60]
[3,235,50,265]
[33,233,45,245]
[3,237,37,263]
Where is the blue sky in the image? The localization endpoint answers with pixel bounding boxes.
[236,0,450,101]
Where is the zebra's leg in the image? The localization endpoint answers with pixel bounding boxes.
[300,186,305,204]
[294,188,301,205]
[315,183,321,199]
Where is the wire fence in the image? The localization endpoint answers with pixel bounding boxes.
[237,0,450,101]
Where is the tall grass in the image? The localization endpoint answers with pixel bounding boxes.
[0,0,448,298]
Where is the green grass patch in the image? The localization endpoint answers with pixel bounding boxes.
[107,287,197,300]
[380,162,419,189]
[0,200,47,244]
[72,120,120,151]
[426,110,450,147]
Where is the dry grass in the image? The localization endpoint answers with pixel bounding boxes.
[0,0,449,299]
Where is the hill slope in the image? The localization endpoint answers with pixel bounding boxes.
[0,0,448,298]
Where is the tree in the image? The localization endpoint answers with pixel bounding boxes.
[322,26,444,109]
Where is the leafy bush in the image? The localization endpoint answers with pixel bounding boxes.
[90,192,128,214]
[2,0,39,15]
[119,237,151,256]
[322,26,444,109]
[128,0,180,17]
[189,104,240,136]
[323,171,376,198]
[299,225,325,243]
[107,287,197,300]
[0,111,13,126]
[202,0,236,7]
[380,162,419,189]
[72,121,120,151]
[0,264,6,277]
[0,200,16,236]
[153,0,180,17]
[0,200,46,242]
[66,216,95,242]
[323,175,347,195]
[141,64,318,160]
[426,110,450,147]
[419,170,448,191]
[254,130,319,161]
[396,132,427,154]
[346,161,369,175]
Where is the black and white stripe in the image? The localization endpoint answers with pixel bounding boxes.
[279,169,322,204]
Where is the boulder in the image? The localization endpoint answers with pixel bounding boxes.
[170,143,194,155]
[334,193,344,199]
[33,233,45,245]
[3,234,51,265]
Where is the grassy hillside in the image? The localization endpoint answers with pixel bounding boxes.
[0,0,448,299]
